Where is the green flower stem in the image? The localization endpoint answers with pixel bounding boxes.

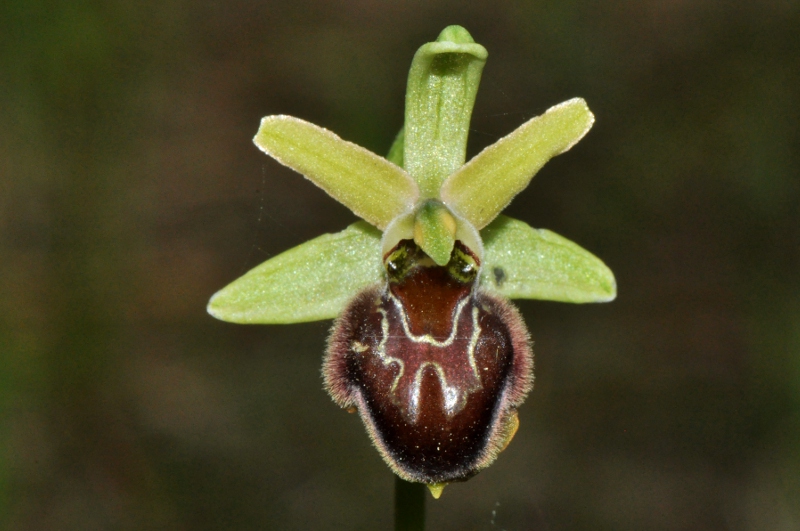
[394,476,426,531]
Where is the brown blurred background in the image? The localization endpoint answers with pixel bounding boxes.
[2,1,799,529]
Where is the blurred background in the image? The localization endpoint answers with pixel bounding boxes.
[2,1,799,529]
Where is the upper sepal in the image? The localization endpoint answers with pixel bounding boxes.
[480,215,616,303]
[404,26,487,197]
[208,221,384,324]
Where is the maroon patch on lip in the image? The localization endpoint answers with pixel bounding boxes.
[324,241,532,484]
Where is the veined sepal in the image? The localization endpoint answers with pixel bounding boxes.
[207,222,383,324]
[480,215,616,303]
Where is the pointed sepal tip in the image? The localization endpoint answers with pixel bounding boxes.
[427,482,447,499]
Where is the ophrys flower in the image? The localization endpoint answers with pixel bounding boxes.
[208,25,615,496]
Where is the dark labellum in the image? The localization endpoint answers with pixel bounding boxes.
[324,240,533,484]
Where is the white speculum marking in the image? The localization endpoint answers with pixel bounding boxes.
[366,293,483,422]
[410,362,461,418]
[350,308,406,396]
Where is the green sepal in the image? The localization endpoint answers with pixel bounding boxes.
[442,98,594,229]
[404,25,487,197]
[254,116,419,229]
[386,126,405,168]
[207,222,384,324]
[480,215,616,303]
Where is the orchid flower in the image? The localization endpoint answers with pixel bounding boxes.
[208,26,615,495]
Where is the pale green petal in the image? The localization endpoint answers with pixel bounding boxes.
[480,216,616,303]
[441,98,595,229]
[404,26,487,197]
[254,116,418,229]
[207,222,384,324]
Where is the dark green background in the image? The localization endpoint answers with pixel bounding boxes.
[2,1,799,529]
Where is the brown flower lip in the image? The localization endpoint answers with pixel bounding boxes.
[324,240,533,484]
